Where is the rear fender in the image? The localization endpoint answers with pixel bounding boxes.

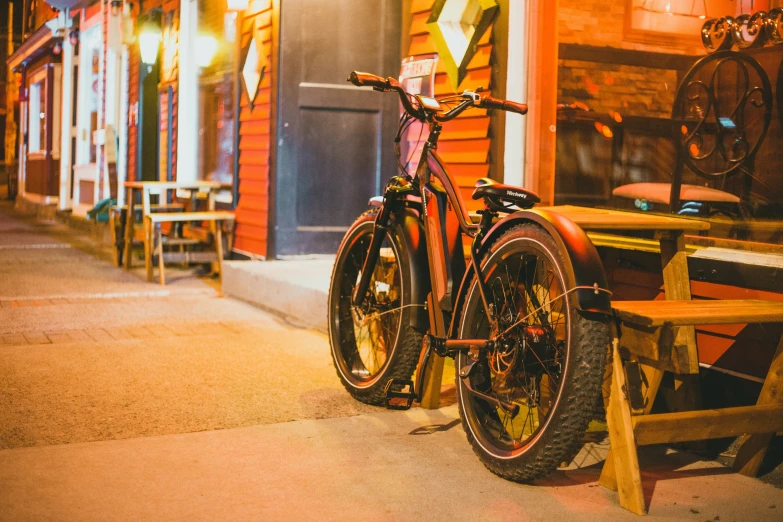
[448,209,611,337]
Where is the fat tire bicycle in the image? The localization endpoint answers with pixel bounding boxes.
[328,71,613,482]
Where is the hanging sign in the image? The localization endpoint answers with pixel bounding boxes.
[398,53,438,175]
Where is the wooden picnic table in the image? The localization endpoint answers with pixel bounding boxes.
[538,205,709,378]
[122,181,224,270]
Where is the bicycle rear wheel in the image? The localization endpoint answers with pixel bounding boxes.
[457,223,609,481]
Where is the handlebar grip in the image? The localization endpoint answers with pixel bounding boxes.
[348,71,389,90]
[481,95,528,115]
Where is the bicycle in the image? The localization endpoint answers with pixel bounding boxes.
[328,71,612,482]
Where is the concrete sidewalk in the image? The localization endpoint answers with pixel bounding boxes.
[2,405,781,521]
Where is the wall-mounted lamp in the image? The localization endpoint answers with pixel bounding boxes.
[195,35,218,67]
[139,17,162,65]
[69,29,79,46]
[111,0,123,17]
[227,0,250,12]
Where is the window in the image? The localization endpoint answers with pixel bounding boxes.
[554,0,783,245]
[195,0,236,201]
[27,79,46,154]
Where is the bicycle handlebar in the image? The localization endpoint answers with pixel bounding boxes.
[348,70,529,121]
[479,95,528,115]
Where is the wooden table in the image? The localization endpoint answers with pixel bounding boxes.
[123,181,223,270]
[539,205,710,380]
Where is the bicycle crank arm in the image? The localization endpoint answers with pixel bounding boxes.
[426,335,495,357]
[461,378,520,419]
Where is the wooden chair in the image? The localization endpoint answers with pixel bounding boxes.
[601,299,783,515]
[613,51,773,216]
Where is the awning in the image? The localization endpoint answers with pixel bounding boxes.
[6,24,57,72]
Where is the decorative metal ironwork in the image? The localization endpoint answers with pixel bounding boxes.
[702,8,783,52]
[674,51,772,181]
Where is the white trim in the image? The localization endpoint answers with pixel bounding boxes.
[18,100,27,196]
[117,46,130,207]
[177,0,199,183]
[22,193,59,205]
[59,36,75,210]
[503,0,528,187]
[52,64,62,159]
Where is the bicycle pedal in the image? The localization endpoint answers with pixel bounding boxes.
[384,379,416,410]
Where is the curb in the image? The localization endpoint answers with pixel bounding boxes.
[222,259,335,332]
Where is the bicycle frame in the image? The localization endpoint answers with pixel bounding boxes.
[354,117,498,353]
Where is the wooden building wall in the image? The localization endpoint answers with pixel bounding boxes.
[232,0,274,257]
[407,0,495,210]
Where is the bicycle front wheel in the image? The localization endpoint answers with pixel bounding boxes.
[328,210,422,405]
[456,223,609,481]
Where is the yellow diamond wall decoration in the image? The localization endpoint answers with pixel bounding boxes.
[427,0,499,91]
[241,27,269,110]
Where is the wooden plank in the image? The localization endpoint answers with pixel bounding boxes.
[434,67,492,95]
[538,205,710,232]
[410,0,435,14]
[440,116,491,140]
[633,404,783,445]
[148,211,235,223]
[436,138,491,164]
[613,300,783,327]
[409,12,429,35]
[604,339,647,515]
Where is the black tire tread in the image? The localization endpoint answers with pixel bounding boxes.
[328,210,423,406]
[457,223,609,482]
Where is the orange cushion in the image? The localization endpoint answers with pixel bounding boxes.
[613,183,740,204]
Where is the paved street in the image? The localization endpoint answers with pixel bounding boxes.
[1,201,781,521]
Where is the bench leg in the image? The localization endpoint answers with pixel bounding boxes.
[125,189,135,270]
[600,358,665,493]
[420,355,445,409]
[144,217,154,283]
[733,335,783,476]
[215,221,224,297]
[603,338,647,515]
[157,224,166,286]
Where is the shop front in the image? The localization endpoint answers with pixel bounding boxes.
[8,8,64,207]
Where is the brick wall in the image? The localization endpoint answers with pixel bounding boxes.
[557,0,701,118]
[558,60,677,118]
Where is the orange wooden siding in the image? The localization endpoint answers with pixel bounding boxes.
[233,0,273,257]
[406,2,495,212]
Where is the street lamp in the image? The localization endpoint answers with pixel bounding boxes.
[139,17,162,65]
[195,35,218,67]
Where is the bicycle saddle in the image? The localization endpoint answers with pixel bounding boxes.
[472,178,540,212]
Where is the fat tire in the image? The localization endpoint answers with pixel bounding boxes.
[328,210,423,406]
[456,223,609,482]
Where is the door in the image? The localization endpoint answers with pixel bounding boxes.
[275,0,401,255]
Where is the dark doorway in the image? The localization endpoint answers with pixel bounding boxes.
[274,0,401,255]
[137,61,160,182]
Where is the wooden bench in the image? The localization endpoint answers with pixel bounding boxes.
[144,211,235,289]
[602,299,783,515]
[108,204,186,267]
